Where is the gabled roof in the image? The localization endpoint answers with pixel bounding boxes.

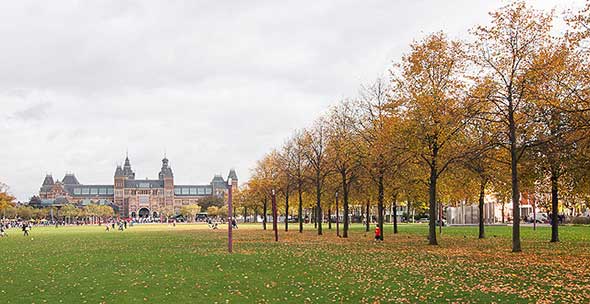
[62,174,80,185]
[114,165,125,177]
[228,169,238,181]
[122,156,135,179]
[211,175,226,184]
[42,174,55,186]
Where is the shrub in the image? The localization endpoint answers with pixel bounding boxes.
[571,217,590,225]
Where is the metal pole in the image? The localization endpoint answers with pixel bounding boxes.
[533,197,537,230]
[272,190,278,242]
[439,202,442,234]
[228,180,233,253]
[336,191,339,237]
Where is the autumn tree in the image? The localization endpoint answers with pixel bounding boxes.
[353,78,407,241]
[528,38,589,242]
[60,204,79,223]
[284,131,309,233]
[0,182,16,216]
[325,101,362,238]
[302,120,332,235]
[394,32,474,245]
[159,205,175,222]
[472,2,554,252]
[180,204,201,222]
[277,142,297,231]
[461,110,502,239]
[250,151,281,230]
[17,206,34,220]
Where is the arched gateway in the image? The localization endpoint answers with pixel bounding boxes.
[138,208,150,218]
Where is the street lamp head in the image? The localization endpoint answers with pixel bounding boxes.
[271,189,275,195]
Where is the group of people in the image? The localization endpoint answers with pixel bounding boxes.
[206,218,238,230]
[0,221,34,237]
[105,220,129,232]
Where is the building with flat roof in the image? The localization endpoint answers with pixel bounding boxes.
[38,155,238,218]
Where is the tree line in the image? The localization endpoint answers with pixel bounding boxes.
[239,2,590,252]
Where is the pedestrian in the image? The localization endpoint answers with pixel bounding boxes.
[111,222,115,230]
[23,223,30,236]
[124,221,127,229]
[105,224,110,232]
[232,218,238,229]
[374,226,381,241]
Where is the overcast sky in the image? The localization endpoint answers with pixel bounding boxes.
[0,0,584,201]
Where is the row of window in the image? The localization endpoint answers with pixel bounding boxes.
[174,187,212,195]
[73,188,114,195]
[72,187,211,196]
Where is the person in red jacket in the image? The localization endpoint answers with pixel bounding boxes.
[375,226,381,241]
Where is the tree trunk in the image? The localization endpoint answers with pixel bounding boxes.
[478,177,486,239]
[509,108,521,252]
[263,198,268,230]
[285,190,289,232]
[298,186,303,233]
[428,154,438,245]
[365,199,370,232]
[328,207,332,229]
[343,180,350,238]
[393,193,398,234]
[243,207,247,223]
[336,191,340,237]
[551,168,560,243]
[501,201,505,223]
[316,180,323,235]
[377,174,385,241]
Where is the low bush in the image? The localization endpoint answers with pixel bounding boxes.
[571,217,590,225]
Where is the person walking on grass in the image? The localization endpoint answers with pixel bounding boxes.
[22,223,30,236]
[232,218,238,229]
[105,224,110,232]
[374,226,381,241]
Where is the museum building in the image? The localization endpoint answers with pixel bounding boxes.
[38,155,238,218]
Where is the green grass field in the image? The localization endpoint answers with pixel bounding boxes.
[1,223,589,303]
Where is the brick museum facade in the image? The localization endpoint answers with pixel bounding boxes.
[37,155,238,218]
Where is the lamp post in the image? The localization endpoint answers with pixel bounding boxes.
[335,191,340,237]
[271,189,278,242]
[533,195,537,230]
[227,178,233,253]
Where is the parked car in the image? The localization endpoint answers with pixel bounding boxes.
[527,213,548,223]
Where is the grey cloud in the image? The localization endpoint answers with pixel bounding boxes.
[11,102,52,121]
[0,0,583,201]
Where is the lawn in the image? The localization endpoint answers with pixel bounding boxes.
[1,223,589,303]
